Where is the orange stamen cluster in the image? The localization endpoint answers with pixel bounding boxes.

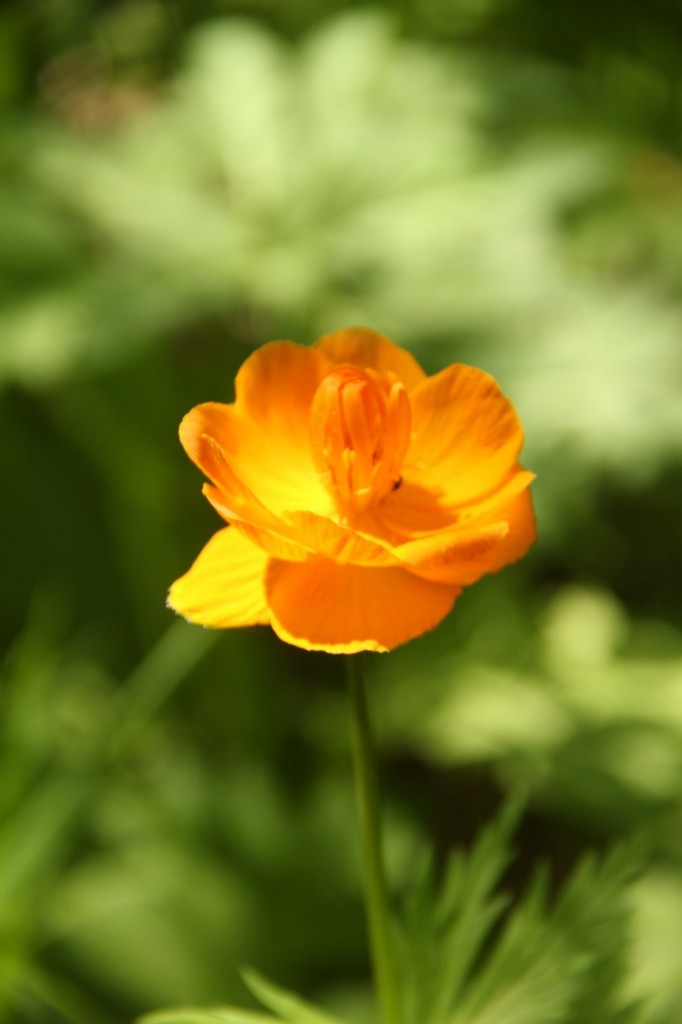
[310,365,411,515]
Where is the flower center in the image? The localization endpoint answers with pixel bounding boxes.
[310,364,411,514]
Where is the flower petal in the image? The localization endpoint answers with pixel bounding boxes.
[168,528,270,627]
[396,486,537,585]
[265,559,459,653]
[208,498,310,561]
[454,469,535,524]
[284,511,395,565]
[180,424,278,527]
[223,507,396,567]
[179,397,333,518]
[314,327,427,390]
[406,364,525,506]
[360,479,458,542]
[235,339,331,423]
[199,468,398,568]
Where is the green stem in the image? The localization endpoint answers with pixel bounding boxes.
[345,655,403,1024]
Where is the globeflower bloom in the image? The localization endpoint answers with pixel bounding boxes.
[168,328,536,653]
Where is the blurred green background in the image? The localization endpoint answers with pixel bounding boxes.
[2,0,682,1021]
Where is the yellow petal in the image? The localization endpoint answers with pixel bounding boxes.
[180,343,335,518]
[360,479,459,542]
[235,339,331,420]
[233,341,334,515]
[358,468,532,544]
[406,364,525,506]
[314,327,427,390]
[396,486,536,585]
[473,486,537,575]
[224,507,395,567]
[266,558,460,653]
[454,469,535,524]
[168,528,270,627]
[180,423,279,529]
[198,459,397,567]
[284,511,394,565]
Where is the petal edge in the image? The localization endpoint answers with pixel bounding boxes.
[266,558,459,653]
[168,528,270,628]
[314,327,427,390]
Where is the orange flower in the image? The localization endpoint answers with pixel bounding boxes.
[168,328,536,653]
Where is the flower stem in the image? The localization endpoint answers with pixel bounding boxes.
[345,655,403,1024]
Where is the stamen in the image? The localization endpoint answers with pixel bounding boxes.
[310,365,411,513]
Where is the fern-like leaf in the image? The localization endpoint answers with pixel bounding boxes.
[242,968,347,1024]
[399,802,650,1024]
[140,1007,278,1024]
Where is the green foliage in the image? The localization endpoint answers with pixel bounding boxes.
[378,585,682,829]
[398,800,521,1024]
[139,804,651,1024]
[241,971,345,1024]
[142,1010,277,1024]
[3,9,682,492]
[398,805,646,1024]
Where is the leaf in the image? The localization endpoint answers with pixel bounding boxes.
[450,868,578,1024]
[399,802,651,1024]
[242,969,347,1024]
[140,1007,278,1024]
[399,795,524,1024]
[448,845,646,1024]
